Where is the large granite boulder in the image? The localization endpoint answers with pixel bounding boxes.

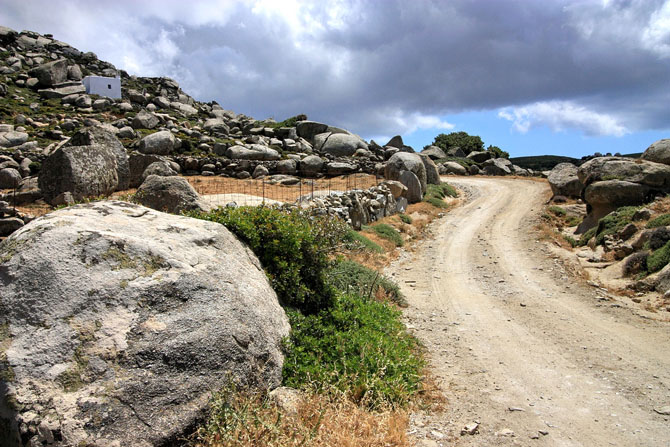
[0,201,290,446]
[38,143,120,205]
[0,168,21,189]
[547,163,582,198]
[295,121,328,143]
[31,59,68,87]
[641,139,670,166]
[419,153,440,185]
[141,161,177,182]
[314,133,368,157]
[139,130,176,156]
[135,175,204,214]
[384,152,427,199]
[421,145,447,160]
[482,158,512,176]
[226,145,280,161]
[439,161,467,176]
[466,151,491,163]
[129,153,164,188]
[67,126,130,191]
[298,155,324,177]
[399,171,423,203]
[576,157,670,232]
[131,111,160,130]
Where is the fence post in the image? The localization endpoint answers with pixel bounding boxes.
[311,179,314,200]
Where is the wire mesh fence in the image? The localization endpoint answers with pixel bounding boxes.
[188,173,383,208]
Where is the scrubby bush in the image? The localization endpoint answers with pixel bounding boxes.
[423,182,458,208]
[648,227,670,250]
[398,213,412,224]
[368,223,403,247]
[192,206,347,314]
[548,206,566,217]
[327,259,406,307]
[648,241,670,273]
[431,131,484,155]
[342,229,384,253]
[282,292,423,409]
[593,206,639,246]
[577,226,597,246]
[646,213,670,229]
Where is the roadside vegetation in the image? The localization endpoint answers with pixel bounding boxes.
[188,183,457,446]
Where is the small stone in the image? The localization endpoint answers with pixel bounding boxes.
[654,406,670,415]
[460,422,479,436]
[539,430,549,436]
[496,428,515,437]
[429,430,444,439]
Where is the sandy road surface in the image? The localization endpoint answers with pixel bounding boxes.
[387,177,670,447]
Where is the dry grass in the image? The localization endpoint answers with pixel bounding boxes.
[187,174,380,202]
[192,389,412,447]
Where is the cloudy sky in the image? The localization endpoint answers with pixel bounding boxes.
[4,0,670,157]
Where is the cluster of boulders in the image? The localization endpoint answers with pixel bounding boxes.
[421,144,533,177]
[547,139,670,232]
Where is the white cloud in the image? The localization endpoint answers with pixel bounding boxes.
[498,101,629,137]
[642,1,670,58]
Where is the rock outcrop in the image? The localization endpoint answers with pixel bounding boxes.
[547,163,582,198]
[384,152,427,203]
[0,201,290,446]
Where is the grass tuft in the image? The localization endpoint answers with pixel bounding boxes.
[367,224,403,247]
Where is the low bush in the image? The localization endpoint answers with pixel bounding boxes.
[647,240,670,273]
[582,206,640,246]
[423,182,458,209]
[343,229,384,253]
[577,226,597,246]
[191,206,347,314]
[398,213,412,224]
[282,292,424,409]
[548,206,566,217]
[646,213,670,229]
[327,259,407,307]
[368,224,403,247]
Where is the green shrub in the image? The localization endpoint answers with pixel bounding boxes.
[648,241,670,272]
[423,182,458,208]
[548,206,566,217]
[327,259,406,307]
[368,224,403,247]
[191,206,346,314]
[592,206,639,246]
[342,229,384,253]
[646,213,670,229]
[563,235,578,247]
[398,213,412,224]
[282,293,423,409]
[566,215,582,227]
[577,227,596,246]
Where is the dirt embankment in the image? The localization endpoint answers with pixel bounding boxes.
[388,177,670,447]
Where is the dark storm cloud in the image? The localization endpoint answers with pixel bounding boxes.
[4,0,670,138]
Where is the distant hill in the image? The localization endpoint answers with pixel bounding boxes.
[511,153,643,171]
[510,155,581,171]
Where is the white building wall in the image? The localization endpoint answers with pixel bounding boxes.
[82,76,121,99]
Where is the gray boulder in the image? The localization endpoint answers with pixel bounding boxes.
[466,151,492,163]
[385,152,427,196]
[139,130,176,155]
[67,126,130,191]
[32,59,68,87]
[379,180,407,199]
[419,154,440,185]
[421,145,447,160]
[203,118,230,135]
[0,168,21,189]
[296,121,328,143]
[641,139,670,165]
[577,180,648,232]
[0,216,23,236]
[0,201,290,446]
[141,161,177,181]
[252,164,269,178]
[135,175,204,214]
[385,135,404,149]
[129,153,164,188]
[38,143,119,205]
[131,110,160,129]
[0,131,29,148]
[276,159,297,175]
[547,163,582,198]
[399,171,423,203]
[482,158,512,176]
[314,133,368,157]
[446,147,466,158]
[299,155,324,177]
[577,156,670,189]
[326,162,357,176]
[226,145,280,161]
[439,161,467,176]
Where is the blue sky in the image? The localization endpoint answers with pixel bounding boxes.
[4,0,670,159]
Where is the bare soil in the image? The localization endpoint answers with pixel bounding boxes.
[387,177,670,446]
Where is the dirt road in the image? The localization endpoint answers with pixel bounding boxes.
[387,177,670,446]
